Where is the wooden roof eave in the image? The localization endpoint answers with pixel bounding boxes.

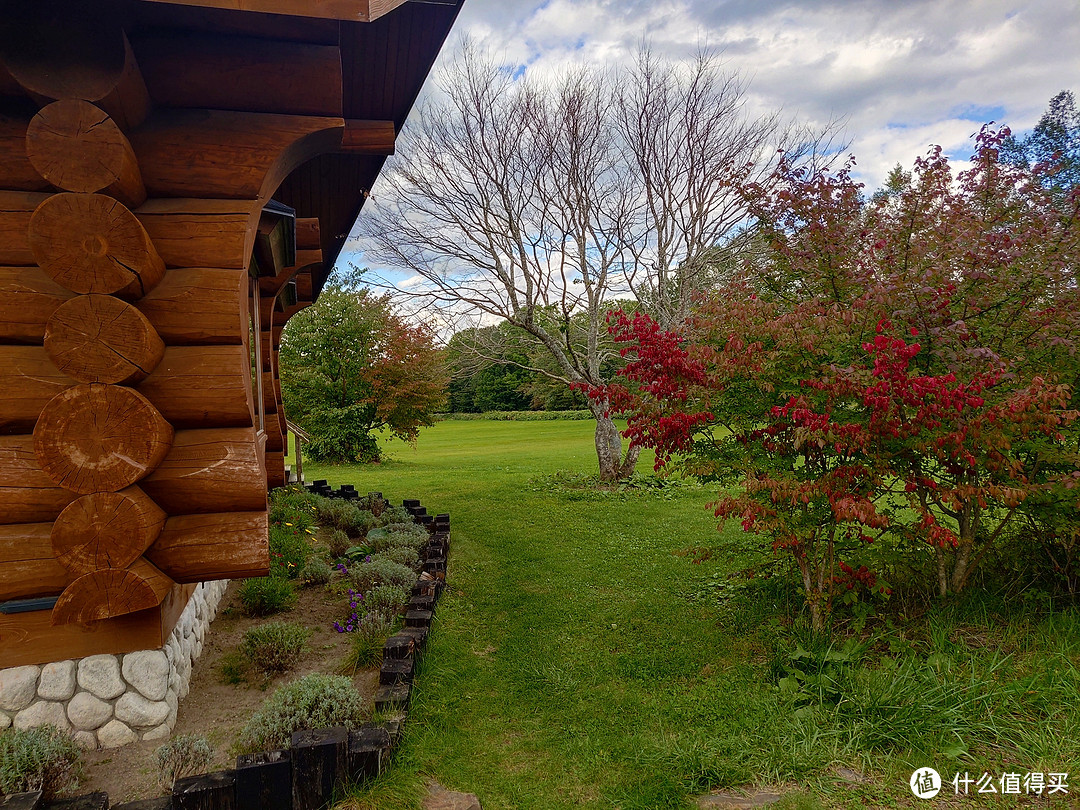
[136,0,411,23]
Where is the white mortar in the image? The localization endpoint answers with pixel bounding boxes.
[0,580,228,749]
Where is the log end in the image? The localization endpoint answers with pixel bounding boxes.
[50,559,173,625]
[51,487,167,575]
[34,384,174,494]
[45,294,165,384]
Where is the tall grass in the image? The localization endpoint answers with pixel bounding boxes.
[308,420,1080,810]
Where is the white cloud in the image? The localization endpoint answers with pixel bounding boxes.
[440,0,1079,189]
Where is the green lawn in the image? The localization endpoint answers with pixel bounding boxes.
[300,420,1080,810]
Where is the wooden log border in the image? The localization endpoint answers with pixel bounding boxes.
[8,495,449,810]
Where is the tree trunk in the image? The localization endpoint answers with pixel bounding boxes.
[589,402,638,483]
[795,550,825,633]
[948,476,982,594]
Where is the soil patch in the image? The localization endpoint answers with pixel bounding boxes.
[79,579,377,802]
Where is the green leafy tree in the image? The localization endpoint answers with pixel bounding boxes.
[602,129,1080,626]
[1002,90,1080,197]
[279,280,446,462]
[445,325,534,412]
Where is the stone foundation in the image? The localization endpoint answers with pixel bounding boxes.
[0,580,228,749]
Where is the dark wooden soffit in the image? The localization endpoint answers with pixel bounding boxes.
[137,0,411,23]
[276,0,463,296]
[128,0,463,295]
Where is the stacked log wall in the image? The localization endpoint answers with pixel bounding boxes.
[0,7,346,665]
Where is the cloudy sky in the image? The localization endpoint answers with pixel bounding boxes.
[445,0,1078,187]
[345,0,1077,293]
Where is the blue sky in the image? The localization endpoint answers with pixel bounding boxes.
[344,0,1078,285]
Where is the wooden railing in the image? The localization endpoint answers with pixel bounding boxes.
[283,419,312,484]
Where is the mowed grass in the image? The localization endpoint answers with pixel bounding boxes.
[301,420,1080,810]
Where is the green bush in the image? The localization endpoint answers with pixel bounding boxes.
[235,674,366,753]
[373,546,420,570]
[269,523,311,579]
[154,733,214,790]
[366,525,427,554]
[349,557,417,593]
[238,577,296,617]
[365,584,410,619]
[219,649,249,685]
[269,486,316,531]
[387,531,429,555]
[302,556,333,586]
[315,499,374,538]
[341,613,396,673]
[0,725,83,799]
[303,406,383,464]
[384,521,426,538]
[326,528,352,558]
[313,495,339,525]
[375,505,412,526]
[241,622,312,676]
[436,410,592,421]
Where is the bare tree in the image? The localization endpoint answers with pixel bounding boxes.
[358,41,832,482]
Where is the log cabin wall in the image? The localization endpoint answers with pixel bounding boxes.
[0,0,463,668]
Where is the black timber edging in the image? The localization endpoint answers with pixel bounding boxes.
[3,498,449,810]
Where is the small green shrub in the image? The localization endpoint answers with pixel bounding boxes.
[387,531,429,555]
[269,523,311,579]
[365,584,410,619]
[0,725,83,799]
[318,499,374,537]
[303,556,333,586]
[326,528,352,558]
[344,544,374,561]
[219,649,249,684]
[376,505,412,526]
[366,525,427,554]
[313,495,338,525]
[374,546,420,570]
[238,577,296,617]
[269,486,316,531]
[385,522,426,538]
[349,558,417,593]
[154,733,214,790]
[241,621,312,676]
[235,674,365,753]
[341,613,396,673]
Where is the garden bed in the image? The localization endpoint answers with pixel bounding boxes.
[77,578,377,802]
[2,487,448,805]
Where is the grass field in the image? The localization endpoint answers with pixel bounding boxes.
[300,420,1080,810]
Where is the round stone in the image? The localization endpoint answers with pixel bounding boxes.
[141,721,171,741]
[121,650,170,701]
[165,689,178,721]
[0,712,11,730]
[115,692,169,728]
[0,665,40,712]
[37,660,76,701]
[97,719,138,749]
[14,700,70,732]
[71,730,98,750]
[77,655,124,700]
[67,691,113,730]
